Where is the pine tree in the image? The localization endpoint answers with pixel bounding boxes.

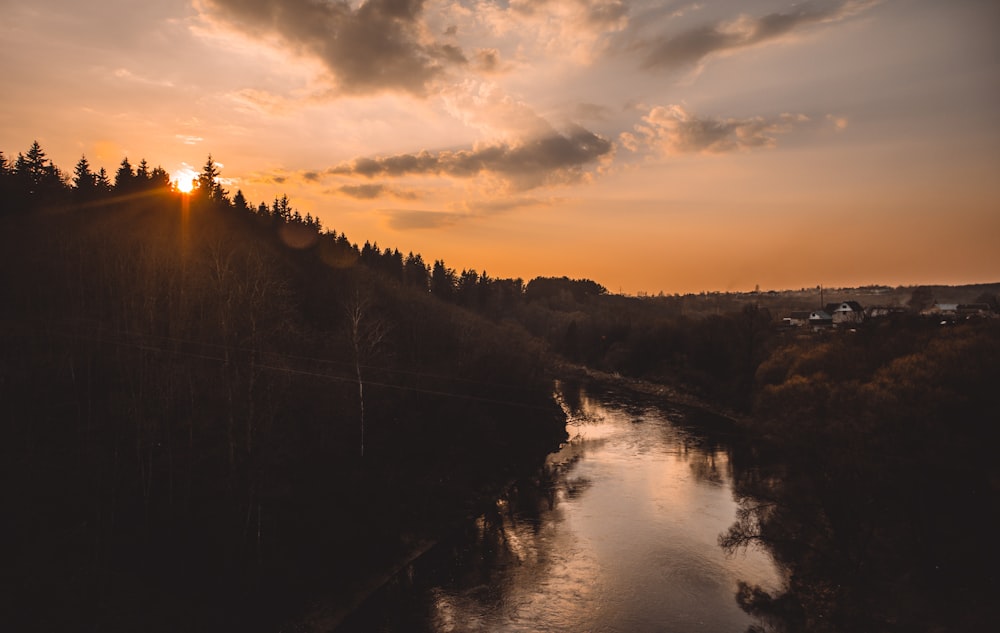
[233,189,251,214]
[431,260,456,299]
[73,155,97,202]
[404,252,430,290]
[271,194,291,221]
[148,166,171,190]
[197,154,228,203]
[0,151,13,212]
[11,141,66,207]
[114,157,134,191]
[19,141,64,196]
[96,167,112,194]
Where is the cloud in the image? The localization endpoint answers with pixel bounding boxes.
[641,0,877,70]
[510,0,630,29]
[226,88,296,115]
[625,104,809,154]
[175,134,204,145]
[574,102,614,122]
[473,48,504,74]
[335,183,418,200]
[441,0,629,67]
[379,209,465,230]
[329,126,613,191]
[112,68,175,88]
[455,196,546,215]
[440,80,555,141]
[197,0,464,95]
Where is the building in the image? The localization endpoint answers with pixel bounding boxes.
[809,310,833,328]
[825,301,864,325]
[782,310,812,327]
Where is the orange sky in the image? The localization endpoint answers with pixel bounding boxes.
[2,0,998,294]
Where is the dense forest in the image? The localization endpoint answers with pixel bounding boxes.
[723,317,1000,632]
[2,142,997,632]
[0,143,568,631]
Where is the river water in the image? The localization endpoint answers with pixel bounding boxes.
[334,380,782,632]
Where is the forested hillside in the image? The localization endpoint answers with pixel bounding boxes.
[0,143,566,631]
[3,141,997,633]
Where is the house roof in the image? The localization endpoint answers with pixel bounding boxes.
[826,301,863,313]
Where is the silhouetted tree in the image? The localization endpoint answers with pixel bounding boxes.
[72,155,97,202]
[907,286,934,312]
[232,189,251,215]
[404,252,430,290]
[148,166,171,190]
[271,194,291,221]
[0,151,11,209]
[431,259,456,300]
[14,141,66,206]
[114,157,135,191]
[95,167,112,194]
[196,154,228,204]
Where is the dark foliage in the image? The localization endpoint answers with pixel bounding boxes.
[0,143,566,632]
[722,318,1000,632]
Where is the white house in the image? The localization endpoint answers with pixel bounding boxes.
[825,301,864,324]
[809,310,833,328]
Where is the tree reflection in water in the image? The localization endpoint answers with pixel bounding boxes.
[334,450,585,633]
[335,379,782,633]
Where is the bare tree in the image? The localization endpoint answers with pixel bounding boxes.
[345,288,388,457]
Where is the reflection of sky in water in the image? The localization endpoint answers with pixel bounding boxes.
[336,384,782,632]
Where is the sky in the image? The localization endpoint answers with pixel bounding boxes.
[2,0,998,294]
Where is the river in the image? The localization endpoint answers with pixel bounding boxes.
[332,380,783,632]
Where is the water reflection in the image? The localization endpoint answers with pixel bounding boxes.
[334,381,780,632]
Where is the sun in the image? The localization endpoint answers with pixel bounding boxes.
[175,177,194,193]
[172,167,198,193]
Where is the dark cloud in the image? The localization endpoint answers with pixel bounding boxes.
[642,0,875,70]
[461,197,544,214]
[329,126,612,190]
[380,209,464,230]
[200,0,464,95]
[338,183,389,199]
[336,183,417,199]
[474,48,502,73]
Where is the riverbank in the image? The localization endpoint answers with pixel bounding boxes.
[556,362,746,424]
[275,401,569,633]
[307,380,782,633]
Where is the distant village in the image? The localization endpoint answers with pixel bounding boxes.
[631,283,1000,326]
[780,300,996,330]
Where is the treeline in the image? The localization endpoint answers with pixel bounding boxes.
[1,142,777,415]
[0,143,566,631]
